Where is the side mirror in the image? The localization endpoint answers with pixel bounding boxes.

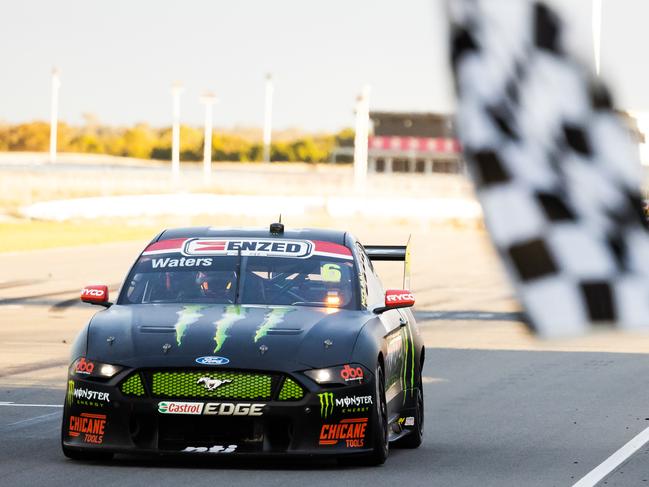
[373,289,415,314]
[81,285,111,307]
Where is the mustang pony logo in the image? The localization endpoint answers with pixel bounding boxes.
[197,377,232,391]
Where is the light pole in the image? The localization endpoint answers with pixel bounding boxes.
[263,73,274,162]
[171,81,184,179]
[353,84,371,191]
[592,0,602,75]
[200,92,218,184]
[49,68,61,163]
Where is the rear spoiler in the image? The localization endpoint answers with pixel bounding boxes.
[364,237,411,289]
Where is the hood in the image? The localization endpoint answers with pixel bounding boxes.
[86,303,370,371]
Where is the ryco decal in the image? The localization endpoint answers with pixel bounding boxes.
[319,418,368,448]
[68,412,107,444]
[81,288,105,298]
[386,292,415,303]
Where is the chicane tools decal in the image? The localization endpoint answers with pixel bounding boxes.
[68,412,107,444]
[319,418,368,448]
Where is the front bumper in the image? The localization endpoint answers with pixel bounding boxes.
[62,368,377,457]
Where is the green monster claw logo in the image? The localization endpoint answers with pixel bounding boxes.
[67,380,74,407]
[254,307,292,343]
[318,392,334,418]
[213,305,247,352]
[401,324,415,404]
[174,305,209,346]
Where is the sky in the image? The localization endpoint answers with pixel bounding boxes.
[0,0,646,132]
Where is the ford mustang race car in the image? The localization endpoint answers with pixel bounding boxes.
[62,223,424,465]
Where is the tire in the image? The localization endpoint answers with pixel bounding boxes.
[62,443,114,461]
[395,360,424,449]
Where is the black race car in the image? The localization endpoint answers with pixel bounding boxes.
[62,223,424,465]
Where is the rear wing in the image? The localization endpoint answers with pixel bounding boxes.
[364,237,411,289]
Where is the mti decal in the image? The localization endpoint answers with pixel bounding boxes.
[181,445,238,453]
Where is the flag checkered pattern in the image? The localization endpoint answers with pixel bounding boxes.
[449,0,649,337]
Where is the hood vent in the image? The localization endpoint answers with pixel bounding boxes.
[266,328,303,336]
[139,325,176,333]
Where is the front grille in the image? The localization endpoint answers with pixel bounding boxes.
[121,373,146,396]
[152,371,273,400]
[118,369,306,402]
[278,377,304,401]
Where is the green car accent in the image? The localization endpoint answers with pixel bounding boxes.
[152,371,272,400]
[254,307,293,343]
[121,373,146,396]
[318,392,334,418]
[174,305,209,346]
[213,305,247,352]
[277,377,304,401]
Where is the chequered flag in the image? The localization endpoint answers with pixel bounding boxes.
[449,0,649,337]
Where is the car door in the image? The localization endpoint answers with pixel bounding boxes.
[356,243,405,404]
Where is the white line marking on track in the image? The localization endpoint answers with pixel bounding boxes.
[6,411,61,427]
[0,402,63,408]
[572,425,649,487]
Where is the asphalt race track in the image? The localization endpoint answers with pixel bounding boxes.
[2,228,649,486]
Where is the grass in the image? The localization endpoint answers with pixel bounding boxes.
[0,221,160,252]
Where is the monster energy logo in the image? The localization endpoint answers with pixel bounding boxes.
[254,307,292,343]
[214,305,247,352]
[318,392,334,418]
[401,324,415,404]
[174,305,208,346]
[67,380,74,407]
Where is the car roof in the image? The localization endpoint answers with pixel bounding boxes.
[156,226,350,246]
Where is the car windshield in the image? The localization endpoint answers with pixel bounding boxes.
[119,239,358,309]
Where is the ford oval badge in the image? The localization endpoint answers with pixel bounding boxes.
[195,356,230,366]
